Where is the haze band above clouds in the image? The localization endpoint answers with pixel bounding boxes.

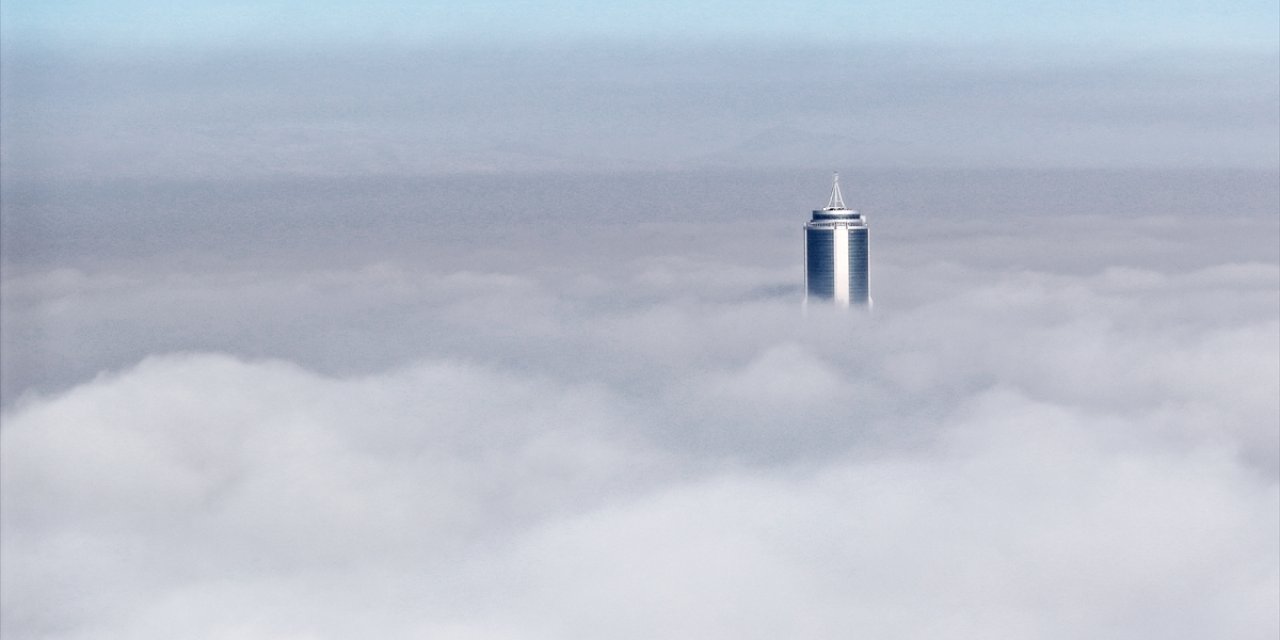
[2,46,1276,181]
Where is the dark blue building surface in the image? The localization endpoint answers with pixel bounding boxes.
[806,227,835,299]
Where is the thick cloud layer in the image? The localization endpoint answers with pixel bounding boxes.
[2,174,1277,638]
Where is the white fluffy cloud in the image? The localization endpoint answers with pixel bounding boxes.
[3,352,1275,639]
[3,202,1276,638]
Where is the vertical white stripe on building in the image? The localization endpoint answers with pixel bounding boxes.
[833,225,849,306]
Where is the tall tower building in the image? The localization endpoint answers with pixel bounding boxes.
[805,173,870,307]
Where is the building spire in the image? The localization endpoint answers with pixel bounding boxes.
[826,172,846,210]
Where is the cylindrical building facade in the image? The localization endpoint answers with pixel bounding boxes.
[805,174,869,307]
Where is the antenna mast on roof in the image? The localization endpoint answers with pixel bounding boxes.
[826,172,846,210]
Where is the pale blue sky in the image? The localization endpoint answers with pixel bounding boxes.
[3,1,1276,174]
[4,0,1278,51]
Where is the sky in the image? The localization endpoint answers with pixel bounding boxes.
[2,0,1278,178]
[1,1,1278,639]
[3,0,1278,50]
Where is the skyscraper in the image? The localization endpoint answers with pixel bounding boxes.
[805,173,870,307]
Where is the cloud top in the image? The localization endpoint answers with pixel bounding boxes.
[3,198,1277,637]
